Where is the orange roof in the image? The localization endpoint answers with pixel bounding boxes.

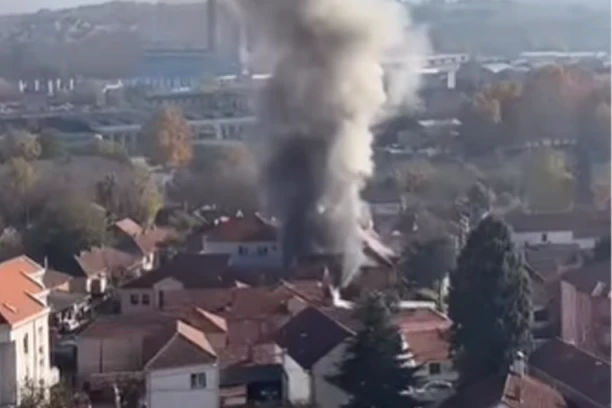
[0,256,47,326]
[114,218,143,237]
[206,213,278,243]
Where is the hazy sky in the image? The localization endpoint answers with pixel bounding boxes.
[0,0,155,15]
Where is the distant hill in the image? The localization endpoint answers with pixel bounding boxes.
[0,0,241,80]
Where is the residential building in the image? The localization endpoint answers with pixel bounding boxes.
[0,256,59,406]
[439,368,569,408]
[559,261,610,359]
[276,305,457,408]
[523,243,583,341]
[145,321,219,408]
[505,210,610,249]
[529,338,610,408]
[200,213,282,267]
[275,307,352,408]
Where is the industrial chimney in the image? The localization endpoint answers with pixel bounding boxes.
[208,0,217,52]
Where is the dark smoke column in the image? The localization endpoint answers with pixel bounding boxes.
[241,0,426,285]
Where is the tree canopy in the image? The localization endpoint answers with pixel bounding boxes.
[448,216,531,387]
[400,235,456,290]
[25,195,108,263]
[523,149,575,212]
[331,292,422,408]
[141,106,193,168]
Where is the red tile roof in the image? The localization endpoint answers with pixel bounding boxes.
[440,372,569,408]
[114,218,143,237]
[0,256,47,326]
[145,321,217,371]
[529,338,610,408]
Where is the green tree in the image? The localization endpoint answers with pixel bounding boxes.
[92,139,130,163]
[141,106,193,168]
[331,292,422,408]
[523,149,575,212]
[38,129,66,159]
[95,169,162,226]
[25,196,108,263]
[448,216,531,387]
[400,235,456,290]
[4,157,39,225]
[18,379,76,408]
[4,131,42,161]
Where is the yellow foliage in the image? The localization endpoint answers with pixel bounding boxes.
[523,149,575,212]
[141,106,193,168]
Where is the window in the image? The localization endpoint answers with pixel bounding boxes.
[190,372,207,389]
[142,294,151,306]
[534,309,549,322]
[429,362,441,375]
[23,334,29,354]
[238,246,248,255]
[258,246,269,256]
[130,294,139,305]
[541,233,548,242]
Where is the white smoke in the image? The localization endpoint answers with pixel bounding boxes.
[238,0,428,286]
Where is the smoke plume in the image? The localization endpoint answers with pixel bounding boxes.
[240,0,427,286]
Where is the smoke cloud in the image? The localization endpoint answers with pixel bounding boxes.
[240,0,428,286]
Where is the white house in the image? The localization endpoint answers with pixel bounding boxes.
[0,256,59,406]
[275,307,352,408]
[145,321,220,408]
[201,213,282,267]
[505,210,610,250]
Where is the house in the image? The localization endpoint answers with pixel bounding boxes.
[362,185,404,217]
[145,321,219,408]
[523,243,583,341]
[200,213,282,267]
[42,269,73,292]
[76,311,220,408]
[529,338,610,408]
[275,306,353,408]
[112,218,174,272]
[439,362,569,408]
[505,210,610,249]
[0,256,59,406]
[276,305,457,408]
[559,260,610,359]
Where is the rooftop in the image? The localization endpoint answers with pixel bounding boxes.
[0,256,47,326]
[562,261,611,297]
[441,371,569,408]
[505,210,610,237]
[275,306,354,370]
[529,338,610,408]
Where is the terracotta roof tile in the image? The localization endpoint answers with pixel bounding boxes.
[529,338,610,408]
[0,256,47,326]
[42,268,73,289]
[75,246,141,278]
[114,218,143,237]
[440,372,569,408]
[402,329,451,364]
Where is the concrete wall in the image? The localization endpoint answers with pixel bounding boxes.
[147,363,219,408]
[0,311,52,405]
[312,342,349,408]
[512,231,596,250]
[202,240,282,267]
[77,336,144,381]
[281,347,311,405]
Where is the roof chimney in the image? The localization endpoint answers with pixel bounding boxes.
[511,351,526,377]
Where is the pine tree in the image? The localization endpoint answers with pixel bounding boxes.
[448,215,532,387]
[331,292,422,408]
